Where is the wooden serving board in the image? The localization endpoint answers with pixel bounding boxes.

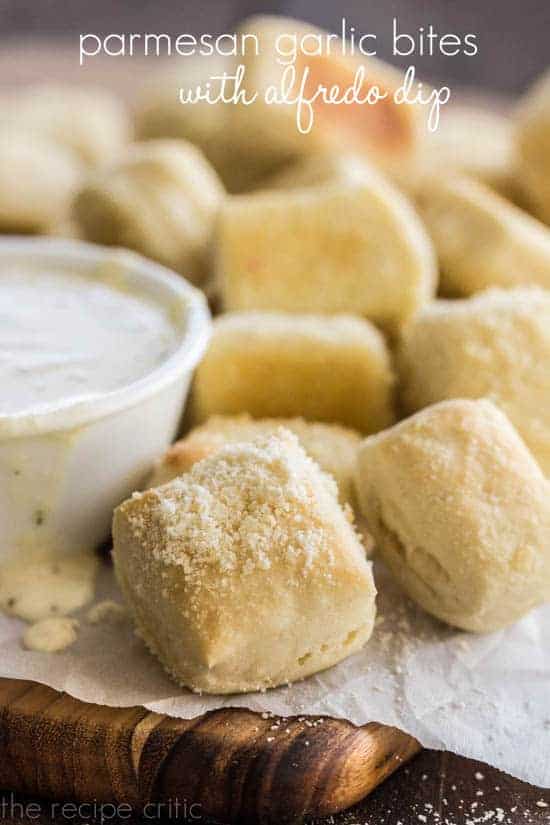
[0,677,420,824]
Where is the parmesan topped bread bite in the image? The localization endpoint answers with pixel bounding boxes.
[73,139,225,283]
[355,399,550,633]
[148,414,361,507]
[193,312,396,433]
[113,430,377,693]
[416,174,550,296]
[216,168,436,331]
[398,288,550,476]
[516,70,550,225]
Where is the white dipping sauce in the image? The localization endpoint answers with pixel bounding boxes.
[0,266,178,415]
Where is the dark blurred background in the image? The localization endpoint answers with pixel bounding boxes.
[0,0,548,94]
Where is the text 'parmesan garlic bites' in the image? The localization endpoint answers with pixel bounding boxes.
[516,71,550,225]
[217,170,436,331]
[417,175,550,296]
[148,414,361,507]
[398,288,550,476]
[73,140,225,284]
[356,399,550,633]
[2,85,131,167]
[193,313,396,434]
[225,16,423,180]
[113,430,377,693]
[0,130,83,233]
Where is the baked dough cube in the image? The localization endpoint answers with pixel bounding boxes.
[113,430,377,693]
[148,414,361,506]
[398,288,550,476]
[0,129,83,233]
[2,85,130,167]
[217,171,436,330]
[411,106,515,197]
[193,313,396,433]
[356,399,550,633]
[416,174,550,296]
[137,56,229,155]
[225,16,423,180]
[516,71,550,225]
[73,140,225,283]
[136,56,282,194]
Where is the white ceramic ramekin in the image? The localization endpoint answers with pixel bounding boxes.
[0,237,211,562]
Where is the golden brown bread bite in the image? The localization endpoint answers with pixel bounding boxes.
[516,70,550,225]
[355,399,550,633]
[73,139,225,283]
[398,288,550,476]
[148,414,361,506]
[0,129,83,233]
[216,169,436,331]
[113,430,377,693]
[416,174,550,296]
[193,312,395,433]
[224,16,424,180]
[2,85,130,167]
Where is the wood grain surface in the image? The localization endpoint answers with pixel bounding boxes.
[0,678,421,824]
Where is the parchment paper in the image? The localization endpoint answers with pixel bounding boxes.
[1,559,548,788]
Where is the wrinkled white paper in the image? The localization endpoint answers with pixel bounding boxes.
[1,560,548,787]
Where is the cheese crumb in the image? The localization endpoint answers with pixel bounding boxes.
[86,600,127,625]
[128,430,341,593]
[23,617,79,653]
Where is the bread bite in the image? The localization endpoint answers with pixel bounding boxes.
[410,106,515,197]
[398,288,550,476]
[516,70,550,225]
[2,85,130,167]
[416,175,550,296]
[73,140,225,283]
[0,130,83,233]
[193,312,395,433]
[355,399,550,633]
[113,430,376,693]
[216,170,436,331]
[136,56,285,194]
[224,16,423,179]
[148,414,361,506]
